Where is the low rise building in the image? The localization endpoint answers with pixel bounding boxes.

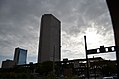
[2,59,15,68]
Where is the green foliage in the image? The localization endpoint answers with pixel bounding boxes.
[43,72,57,79]
[36,61,53,76]
[64,76,80,79]
[14,67,28,73]
[0,61,54,78]
[0,72,35,79]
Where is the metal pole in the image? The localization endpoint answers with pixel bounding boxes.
[84,36,89,79]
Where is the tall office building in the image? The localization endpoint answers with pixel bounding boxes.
[14,47,27,65]
[38,14,61,63]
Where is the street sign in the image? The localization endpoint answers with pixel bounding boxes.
[87,49,97,55]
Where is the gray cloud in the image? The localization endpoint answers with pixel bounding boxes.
[0,0,115,67]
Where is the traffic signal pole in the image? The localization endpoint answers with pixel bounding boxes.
[84,36,89,79]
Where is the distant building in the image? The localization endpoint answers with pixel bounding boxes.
[2,59,15,68]
[38,14,61,63]
[58,57,106,77]
[14,47,27,65]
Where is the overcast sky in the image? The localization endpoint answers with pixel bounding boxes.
[0,0,116,67]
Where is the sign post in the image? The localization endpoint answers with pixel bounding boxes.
[84,36,89,79]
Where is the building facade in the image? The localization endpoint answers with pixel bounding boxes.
[14,47,27,65]
[1,59,15,68]
[38,14,61,63]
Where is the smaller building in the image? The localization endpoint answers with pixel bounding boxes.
[14,47,27,65]
[1,59,15,68]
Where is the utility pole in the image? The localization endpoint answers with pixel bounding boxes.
[84,36,89,79]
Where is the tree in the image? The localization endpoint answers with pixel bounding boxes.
[36,61,53,76]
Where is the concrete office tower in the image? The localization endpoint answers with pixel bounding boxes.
[38,14,61,63]
[14,47,27,65]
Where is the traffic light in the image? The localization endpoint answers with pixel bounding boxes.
[99,46,106,53]
[107,47,113,52]
[87,46,116,55]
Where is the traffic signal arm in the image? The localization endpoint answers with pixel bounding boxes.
[87,46,116,55]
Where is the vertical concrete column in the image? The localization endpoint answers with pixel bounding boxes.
[106,0,119,78]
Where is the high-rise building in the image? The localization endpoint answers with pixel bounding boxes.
[14,47,27,65]
[38,14,61,63]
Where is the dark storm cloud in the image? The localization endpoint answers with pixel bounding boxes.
[0,0,110,36]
